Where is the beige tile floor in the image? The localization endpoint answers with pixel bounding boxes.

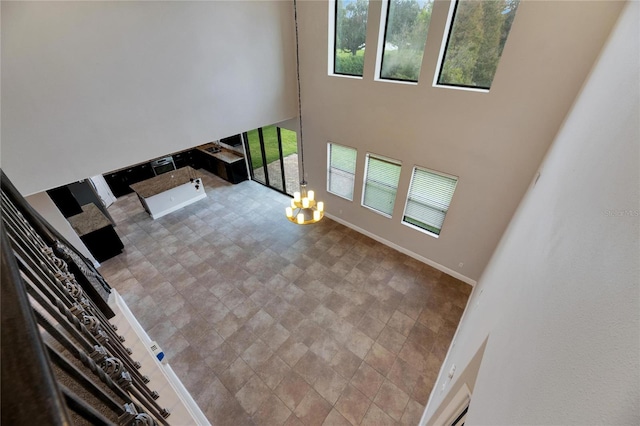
[99,170,471,426]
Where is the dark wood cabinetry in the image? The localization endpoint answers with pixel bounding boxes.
[104,162,155,198]
[103,172,129,198]
[173,149,200,170]
[228,159,249,184]
[216,160,229,181]
[197,150,248,184]
[67,204,123,262]
[79,226,124,262]
[220,134,243,147]
[46,186,83,217]
[197,151,212,174]
[104,146,248,199]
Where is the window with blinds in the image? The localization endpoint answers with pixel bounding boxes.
[402,166,457,236]
[362,154,402,216]
[327,143,357,200]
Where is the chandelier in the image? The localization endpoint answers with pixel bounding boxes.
[286,182,324,224]
[285,0,324,225]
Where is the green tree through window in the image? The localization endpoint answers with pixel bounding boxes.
[438,0,519,89]
[380,0,433,82]
[335,0,369,76]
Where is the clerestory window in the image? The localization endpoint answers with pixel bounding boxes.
[333,0,370,77]
[437,0,520,90]
[379,0,434,82]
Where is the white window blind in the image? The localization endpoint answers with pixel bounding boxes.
[362,154,401,216]
[327,143,357,200]
[403,167,457,236]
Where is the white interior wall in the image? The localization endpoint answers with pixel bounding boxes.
[297,0,624,281]
[2,0,629,283]
[1,1,297,196]
[424,1,639,423]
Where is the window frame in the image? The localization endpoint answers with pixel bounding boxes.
[433,0,516,92]
[329,0,369,79]
[401,165,458,238]
[327,142,358,201]
[375,0,433,84]
[377,0,417,84]
[361,153,402,218]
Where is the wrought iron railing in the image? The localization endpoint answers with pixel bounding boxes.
[1,170,171,425]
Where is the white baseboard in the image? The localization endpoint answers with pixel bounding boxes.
[109,290,211,426]
[325,213,476,287]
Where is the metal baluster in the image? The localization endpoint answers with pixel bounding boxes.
[2,201,121,342]
[35,311,170,425]
[4,212,153,391]
[58,384,118,426]
[2,190,114,316]
[2,191,170,423]
[46,344,124,414]
[14,241,165,414]
[1,224,72,426]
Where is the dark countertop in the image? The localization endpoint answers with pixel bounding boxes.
[196,143,245,164]
[129,166,201,198]
[68,203,112,237]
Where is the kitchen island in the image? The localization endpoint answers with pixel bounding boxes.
[129,166,206,219]
[68,203,123,262]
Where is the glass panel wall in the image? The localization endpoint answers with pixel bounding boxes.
[244,125,298,196]
[261,126,284,192]
[280,128,299,196]
[245,129,266,185]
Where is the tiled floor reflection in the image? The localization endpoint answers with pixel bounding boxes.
[99,170,471,425]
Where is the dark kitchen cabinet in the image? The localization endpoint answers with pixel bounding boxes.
[197,151,212,173]
[228,159,248,184]
[103,172,131,198]
[80,225,124,262]
[103,162,155,198]
[198,153,215,176]
[216,161,229,181]
[134,163,155,181]
[220,134,243,147]
[47,186,83,217]
[198,152,247,184]
[174,150,200,170]
[68,203,123,262]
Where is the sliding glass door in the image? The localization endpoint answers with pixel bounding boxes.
[244,125,299,196]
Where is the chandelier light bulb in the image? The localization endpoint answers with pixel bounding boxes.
[286,207,293,218]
